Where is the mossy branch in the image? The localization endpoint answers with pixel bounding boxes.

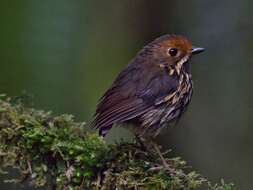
[0,94,235,190]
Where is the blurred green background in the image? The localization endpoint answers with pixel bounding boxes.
[1,0,253,189]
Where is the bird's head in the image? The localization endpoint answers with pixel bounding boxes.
[142,34,204,75]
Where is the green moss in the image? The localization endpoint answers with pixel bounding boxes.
[0,95,235,190]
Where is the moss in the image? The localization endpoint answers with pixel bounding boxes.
[0,94,235,190]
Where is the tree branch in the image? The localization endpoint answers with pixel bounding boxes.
[0,94,235,190]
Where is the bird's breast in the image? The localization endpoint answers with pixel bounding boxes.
[139,71,193,131]
[159,72,193,125]
[173,72,193,105]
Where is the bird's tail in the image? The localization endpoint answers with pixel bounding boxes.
[98,125,112,137]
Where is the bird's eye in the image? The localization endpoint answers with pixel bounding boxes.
[168,48,178,57]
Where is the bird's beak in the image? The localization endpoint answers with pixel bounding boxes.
[191,47,205,55]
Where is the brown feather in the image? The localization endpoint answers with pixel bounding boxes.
[91,34,203,137]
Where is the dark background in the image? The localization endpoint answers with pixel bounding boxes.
[1,0,253,189]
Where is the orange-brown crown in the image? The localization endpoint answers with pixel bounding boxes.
[153,34,193,54]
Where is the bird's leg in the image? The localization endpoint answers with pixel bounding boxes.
[133,130,173,173]
[135,135,147,149]
[150,140,174,174]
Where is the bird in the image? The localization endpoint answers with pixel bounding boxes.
[92,34,204,171]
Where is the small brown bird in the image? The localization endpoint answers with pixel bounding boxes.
[92,34,204,170]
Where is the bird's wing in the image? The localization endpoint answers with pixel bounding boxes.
[92,98,153,130]
[136,71,179,105]
[92,60,178,130]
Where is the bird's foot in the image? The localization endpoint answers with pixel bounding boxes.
[148,161,175,175]
[134,135,146,149]
[161,159,175,174]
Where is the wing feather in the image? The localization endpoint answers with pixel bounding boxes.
[92,98,151,129]
[92,57,179,134]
